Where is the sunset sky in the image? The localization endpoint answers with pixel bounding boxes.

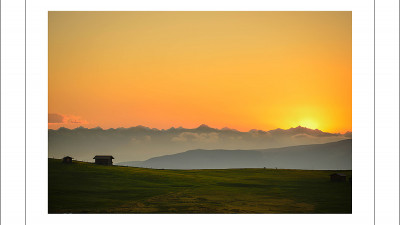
[48,11,351,133]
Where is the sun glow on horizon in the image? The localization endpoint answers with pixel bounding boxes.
[297,119,319,130]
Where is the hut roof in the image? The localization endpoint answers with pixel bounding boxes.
[63,156,73,159]
[93,155,114,159]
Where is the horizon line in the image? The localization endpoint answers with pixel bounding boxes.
[47,124,352,134]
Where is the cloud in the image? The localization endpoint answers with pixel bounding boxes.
[249,129,269,138]
[48,113,64,123]
[48,113,88,124]
[172,132,219,143]
[291,133,314,139]
[290,132,350,145]
[131,135,152,144]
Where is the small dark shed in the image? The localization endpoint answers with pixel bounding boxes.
[93,155,114,166]
[330,173,346,182]
[62,156,73,164]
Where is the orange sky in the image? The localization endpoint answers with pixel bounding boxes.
[48,11,352,133]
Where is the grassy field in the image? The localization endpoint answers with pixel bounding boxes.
[48,158,351,213]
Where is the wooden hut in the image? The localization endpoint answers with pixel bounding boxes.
[62,156,73,164]
[93,155,114,166]
[330,173,346,182]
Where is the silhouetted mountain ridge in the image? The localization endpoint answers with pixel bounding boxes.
[49,125,351,162]
[50,124,347,136]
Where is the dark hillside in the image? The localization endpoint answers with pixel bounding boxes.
[49,159,352,213]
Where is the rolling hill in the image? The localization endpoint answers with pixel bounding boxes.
[116,139,351,170]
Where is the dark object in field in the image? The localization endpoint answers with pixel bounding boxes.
[62,156,73,164]
[330,173,346,182]
[93,155,114,166]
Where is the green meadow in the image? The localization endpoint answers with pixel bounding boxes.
[48,158,351,213]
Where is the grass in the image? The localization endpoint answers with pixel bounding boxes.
[48,158,351,213]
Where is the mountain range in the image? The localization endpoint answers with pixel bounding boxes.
[49,125,351,162]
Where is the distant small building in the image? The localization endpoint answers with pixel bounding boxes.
[330,173,347,182]
[62,156,73,164]
[93,155,114,166]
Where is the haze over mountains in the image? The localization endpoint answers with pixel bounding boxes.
[116,139,351,170]
[49,125,351,163]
